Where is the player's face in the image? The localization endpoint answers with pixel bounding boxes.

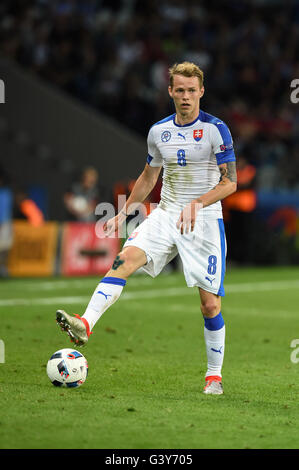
[168,75,204,122]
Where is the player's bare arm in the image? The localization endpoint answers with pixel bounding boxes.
[104,164,162,236]
[123,163,162,214]
[201,161,237,205]
[176,161,237,234]
[218,161,237,184]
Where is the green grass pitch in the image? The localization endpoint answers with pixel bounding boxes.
[0,266,298,449]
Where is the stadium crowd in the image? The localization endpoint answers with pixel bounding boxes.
[0,0,298,193]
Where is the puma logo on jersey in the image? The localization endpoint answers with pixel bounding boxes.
[178,132,187,140]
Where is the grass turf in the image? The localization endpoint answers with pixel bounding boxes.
[0,266,298,449]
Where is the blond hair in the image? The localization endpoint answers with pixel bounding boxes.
[169,62,204,88]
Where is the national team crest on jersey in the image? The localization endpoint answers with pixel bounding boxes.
[193,129,203,141]
[161,130,171,142]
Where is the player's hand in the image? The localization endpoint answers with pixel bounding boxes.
[103,212,127,237]
[176,200,203,235]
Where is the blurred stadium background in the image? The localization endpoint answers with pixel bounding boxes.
[0,0,298,277]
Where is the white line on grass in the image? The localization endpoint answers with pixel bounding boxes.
[13,274,166,290]
[0,279,298,307]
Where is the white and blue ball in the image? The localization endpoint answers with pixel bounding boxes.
[47,348,88,388]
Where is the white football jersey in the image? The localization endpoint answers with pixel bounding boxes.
[147,109,236,218]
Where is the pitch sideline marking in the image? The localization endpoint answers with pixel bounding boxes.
[0,279,298,307]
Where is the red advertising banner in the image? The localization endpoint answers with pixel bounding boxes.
[60,222,120,276]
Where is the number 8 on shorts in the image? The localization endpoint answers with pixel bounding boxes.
[207,255,217,275]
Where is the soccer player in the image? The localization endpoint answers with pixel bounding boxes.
[56,62,237,395]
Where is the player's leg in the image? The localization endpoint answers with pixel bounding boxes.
[199,288,225,394]
[56,246,147,346]
[81,245,147,328]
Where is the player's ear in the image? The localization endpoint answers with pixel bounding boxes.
[200,86,205,98]
[168,85,173,98]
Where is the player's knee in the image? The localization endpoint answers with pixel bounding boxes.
[200,299,219,318]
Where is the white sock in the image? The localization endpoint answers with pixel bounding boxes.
[203,312,225,378]
[82,277,126,330]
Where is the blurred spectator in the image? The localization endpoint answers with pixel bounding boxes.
[267,206,299,264]
[63,166,100,222]
[0,166,13,277]
[268,206,298,239]
[223,156,257,218]
[223,156,257,264]
[14,188,45,227]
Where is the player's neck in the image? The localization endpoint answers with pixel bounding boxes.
[175,108,200,126]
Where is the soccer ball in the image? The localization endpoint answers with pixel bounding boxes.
[47,348,88,388]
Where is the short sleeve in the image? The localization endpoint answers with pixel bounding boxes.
[146,126,163,167]
[211,121,236,165]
